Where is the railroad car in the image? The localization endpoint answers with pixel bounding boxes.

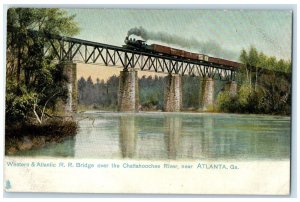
[184,52,198,60]
[150,44,171,55]
[231,61,241,69]
[124,36,241,69]
[208,56,219,64]
[170,48,185,58]
[198,54,209,61]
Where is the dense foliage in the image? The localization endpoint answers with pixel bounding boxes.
[217,46,291,115]
[78,75,119,110]
[6,8,79,123]
[77,75,208,111]
[139,76,165,110]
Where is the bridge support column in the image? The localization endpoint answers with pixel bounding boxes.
[118,69,139,112]
[164,74,182,112]
[200,77,215,111]
[224,81,237,97]
[63,63,77,113]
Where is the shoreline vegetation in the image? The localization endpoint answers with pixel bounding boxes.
[5,8,80,155]
[5,8,291,155]
[5,119,78,155]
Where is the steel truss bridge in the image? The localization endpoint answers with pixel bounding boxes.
[8,28,237,81]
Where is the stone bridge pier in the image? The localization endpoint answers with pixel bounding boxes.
[63,63,77,113]
[118,69,139,112]
[200,77,215,111]
[62,62,237,114]
[200,78,237,111]
[225,81,238,97]
[164,74,182,112]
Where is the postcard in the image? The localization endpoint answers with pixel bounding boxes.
[4,7,292,195]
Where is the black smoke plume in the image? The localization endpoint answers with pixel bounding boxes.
[127,26,239,60]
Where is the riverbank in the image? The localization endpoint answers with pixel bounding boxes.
[5,120,78,155]
[77,105,291,118]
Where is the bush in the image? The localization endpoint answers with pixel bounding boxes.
[217,91,231,112]
[217,91,240,113]
[5,82,36,123]
[217,84,262,114]
[237,84,252,108]
[217,81,291,115]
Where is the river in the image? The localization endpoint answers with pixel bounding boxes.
[12,112,290,160]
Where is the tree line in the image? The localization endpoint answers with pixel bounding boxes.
[79,75,165,110]
[78,75,168,110]
[218,46,291,115]
[77,74,227,111]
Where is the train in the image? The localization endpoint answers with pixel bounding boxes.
[123,36,241,69]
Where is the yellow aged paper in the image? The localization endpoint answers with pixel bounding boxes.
[4,158,290,194]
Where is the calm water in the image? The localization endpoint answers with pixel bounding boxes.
[14,112,291,160]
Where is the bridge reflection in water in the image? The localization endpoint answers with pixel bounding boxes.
[119,116,136,158]
[115,113,290,160]
[164,116,182,159]
[12,113,290,160]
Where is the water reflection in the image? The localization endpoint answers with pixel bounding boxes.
[179,116,215,159]
[12,136,76,157]
[119,116,136,158]
[12,113,291,160]
[164,116,182,159]
[204,116,215,158]
[74,117,120,158]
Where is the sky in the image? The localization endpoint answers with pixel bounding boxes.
[65,9,292,61]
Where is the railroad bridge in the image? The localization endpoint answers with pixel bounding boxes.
[16,29,239,112]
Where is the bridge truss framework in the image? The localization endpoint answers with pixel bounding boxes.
[8,28,237,81]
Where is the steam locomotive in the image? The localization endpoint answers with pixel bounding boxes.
[123,36,240,69]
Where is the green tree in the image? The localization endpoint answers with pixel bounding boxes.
[248,47,259,90]
[6,8,79,123]
[218,46,291,115]
[239,49,250,84]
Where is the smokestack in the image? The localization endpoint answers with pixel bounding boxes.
[127,26,238,60]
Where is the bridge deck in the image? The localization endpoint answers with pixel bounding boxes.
[7,27,238,81]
